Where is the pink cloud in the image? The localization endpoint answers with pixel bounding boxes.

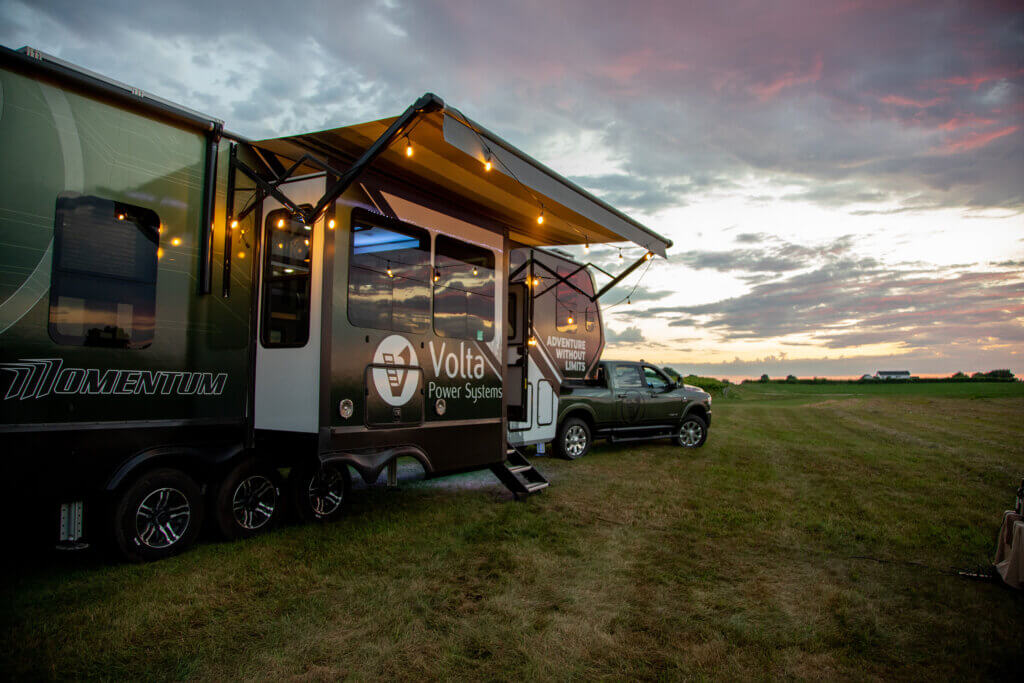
[938,125,1020,153]
[750,56,824,101]
[939,67,1024,90]
[937,115,997,131]
[878,94,946,108]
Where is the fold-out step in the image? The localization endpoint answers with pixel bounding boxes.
[489,447,549,498]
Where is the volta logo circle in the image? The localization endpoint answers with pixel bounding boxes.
[371,335,419,407]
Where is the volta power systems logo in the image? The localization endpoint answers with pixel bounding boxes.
[371,335,419,407]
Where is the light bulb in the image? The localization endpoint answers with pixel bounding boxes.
[645,252,653,260]
[584,242,589,253]
[484,159,492,171]
[405,138,413,157]
[567,316,574,324]
[472,266,478,276]
[170,237,182,246]
[528,336,537,346]
[618,250,624,262]
[328,219,336,229]
[230,219,238,229]
[277,218,285,228]
[537,210,544,225]
[117,213,125,221]
[387,262,394,277]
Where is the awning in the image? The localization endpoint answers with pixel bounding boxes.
[252,102,672,257]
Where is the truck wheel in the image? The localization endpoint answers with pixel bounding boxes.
[213,459,284,540]
[111,468,204,562]
[676,414,708,448]
[289,461,350,523]
[557,417,592,460]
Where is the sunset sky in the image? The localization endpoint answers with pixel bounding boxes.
[3,0,1021,379]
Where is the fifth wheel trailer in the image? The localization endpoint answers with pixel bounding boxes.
[0,45,672,561]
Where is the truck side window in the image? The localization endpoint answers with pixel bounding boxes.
[644,366,670,390]
[348,215,430,334]
[48,194,159,349]
[613,365,644,389]
[433,235,495,342]
[261,209,313,346]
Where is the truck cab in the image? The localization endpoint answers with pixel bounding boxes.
[555,361,712,458]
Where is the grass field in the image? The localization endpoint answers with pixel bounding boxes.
[3,383,1023,680]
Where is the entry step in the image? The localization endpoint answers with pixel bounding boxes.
[490,447,549,498]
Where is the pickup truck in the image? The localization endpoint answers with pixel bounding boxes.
[554,360,712,459]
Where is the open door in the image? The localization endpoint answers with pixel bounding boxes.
[506,281,528,422]
[253,177,327,434]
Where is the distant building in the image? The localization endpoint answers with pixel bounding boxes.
[875,370,911,380]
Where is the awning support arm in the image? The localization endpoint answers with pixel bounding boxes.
[593,253,652,300]
[307,92,444,223]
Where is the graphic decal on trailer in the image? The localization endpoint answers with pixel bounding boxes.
[0,358,228,399]
[371,335,420,407]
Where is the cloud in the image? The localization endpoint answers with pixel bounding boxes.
[605,326,645,344]
[673,234,857,274]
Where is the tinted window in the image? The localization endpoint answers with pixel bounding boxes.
[644,366,670,390]
[348,216,430,334]
[48,195,159,349]
[613,364,644,389]
[433,235,495,341]
[261,209,312,346]
[556,267,597,334]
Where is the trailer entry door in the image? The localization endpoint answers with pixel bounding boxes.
[254,177,326,433]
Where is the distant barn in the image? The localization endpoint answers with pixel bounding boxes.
[875,370,911,380]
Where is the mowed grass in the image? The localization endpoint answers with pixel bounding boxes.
[3,384,1023,680]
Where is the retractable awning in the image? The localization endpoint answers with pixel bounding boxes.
[252,97,672,257]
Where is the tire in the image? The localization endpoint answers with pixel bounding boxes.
[676,414,708,448]
[212,458,284,541]
[289,461,351,523]
[556,417,592,460]
[110,468,204,562]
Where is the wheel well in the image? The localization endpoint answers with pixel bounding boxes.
[106,444,247,494]
[562,409,595,431]
[684,405,708,423]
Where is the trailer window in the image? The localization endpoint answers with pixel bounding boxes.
[433,236,495,342]
[48,195,159,349]
[556,268,597,334]
[261,209,312,347]
[348,216,430,334]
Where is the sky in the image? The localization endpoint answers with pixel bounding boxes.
[2,0,1021,379]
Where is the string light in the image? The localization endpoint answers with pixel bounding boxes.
[483,152,492,172]
[567,316,574,325]
[618,249,624,262]
[405,137,413,157]
[230,219,238,229]
[387,261,394,278]
[536,208,545,225]
[170,237,182,246]
[584,239,589,254]
[117,213,125,221]
[433,267,440,282]
[527,336,537,346]
[328,219,336,230]
[277,218,285,228]
[645,252,653,260]
[472,266,478,276]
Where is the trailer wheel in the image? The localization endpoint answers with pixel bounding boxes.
[213,459,284,541]
[289,461,351,523]
[556,417,592,460]
[111,468,204,562]
[676,414,708,448]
